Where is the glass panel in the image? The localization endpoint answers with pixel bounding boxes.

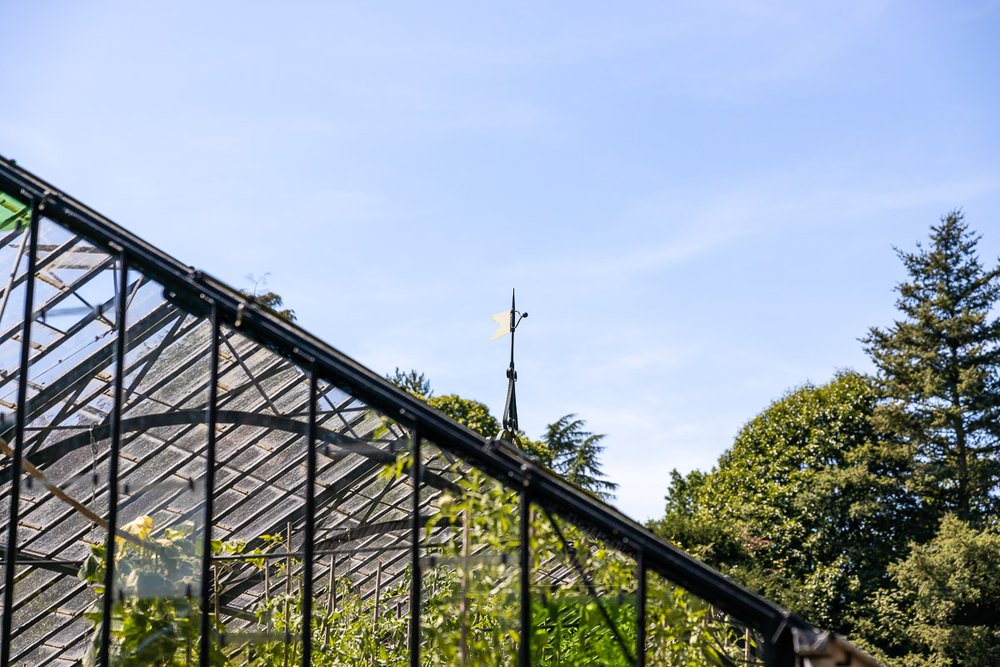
[419,442,520,666]
[5,218,121,665]
[97,269,212,666]
[645,567,764,665]
[209,324,309,664]
[308,379,414,665]
[530,504,638,666]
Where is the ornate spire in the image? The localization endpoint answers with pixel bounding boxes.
[491,289,527,442]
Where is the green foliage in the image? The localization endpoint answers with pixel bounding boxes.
[385,371,618,500]
[387,367,433,398]
[654,372,920,635]
[863,211,1000,523]
[419,458,737,666]
[426,394,501,439]
[238,289,297,322]
[865,516,1000,666]
[78,516,230,667]
[78,453,749,666]
[420,466,520,665]
[542,415,618,501]
[236,568,409,667]
[652,215,1000,661]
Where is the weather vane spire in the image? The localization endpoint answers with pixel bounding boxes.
[491,289,528,442]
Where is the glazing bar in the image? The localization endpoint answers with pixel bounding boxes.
[98,251,129,667]
[0,200,39,667]
[408,429,421,667]
[519,490,530,667]
[199,306,220,667]
[636,551,646,667]
[302,369,317,666]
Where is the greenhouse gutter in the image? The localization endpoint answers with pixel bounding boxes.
[0,155,878,666]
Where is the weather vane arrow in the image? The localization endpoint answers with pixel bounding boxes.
[491,289,527,442]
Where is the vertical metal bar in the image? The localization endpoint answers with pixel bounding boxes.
[302,369,317,666]
[636,551,646,667]
[460,507,470,666]
[198,306,220,667]
[0,199,39,667]
[408,429,421,667]
[764,621,794,667]
[96,250,128,667]
[284,522,291,667]
[518,490,530,667]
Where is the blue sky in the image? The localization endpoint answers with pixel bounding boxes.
[4,1,1000,520]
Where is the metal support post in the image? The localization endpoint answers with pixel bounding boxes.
[302,369,317,666]
[97,251,128,667]
[0,200,39,667]
[764,619,795,667]
[519,490,531,667]
[408,429,422,667]
[199,307,220,666]
[636,551,646,667]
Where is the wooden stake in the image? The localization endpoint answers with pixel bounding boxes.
[264,558,271,631]
[323,556,335,648]
[372,560,383,661]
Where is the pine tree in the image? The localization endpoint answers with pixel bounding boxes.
[863,211,1000,523]
[543,414,618,501]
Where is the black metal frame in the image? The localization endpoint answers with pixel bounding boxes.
[0,155,822,666]
[0,197,38,667]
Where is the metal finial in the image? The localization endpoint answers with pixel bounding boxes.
[492,289,527,443]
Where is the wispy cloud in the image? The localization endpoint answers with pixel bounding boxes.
[507,166,1000,287]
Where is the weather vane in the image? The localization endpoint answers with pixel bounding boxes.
[491,289,528,443]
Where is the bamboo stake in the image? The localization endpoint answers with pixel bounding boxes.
[264,558,271,631]
[372,560,383,665]
[323,556,334,648]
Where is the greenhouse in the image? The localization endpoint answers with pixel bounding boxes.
[0,156,876,666]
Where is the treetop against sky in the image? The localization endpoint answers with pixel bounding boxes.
[3,0,999,519]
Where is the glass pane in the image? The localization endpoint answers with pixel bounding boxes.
[530,504,638,666]
[645,567,764,665]
[100,269,212,666]
[210,324,309,664]
[6,218,121,665]
[309,379,413,665]
[420,442,520,666]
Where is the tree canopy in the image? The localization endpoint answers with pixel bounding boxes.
[385,371,617,499]
[866,515,1000,666]
[654,372,919,633]
[655,212,1000,664]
